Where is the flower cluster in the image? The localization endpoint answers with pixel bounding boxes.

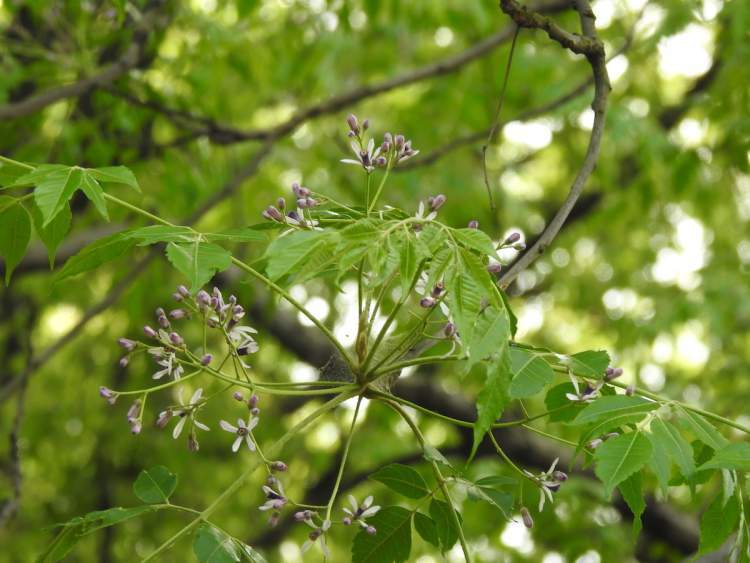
[262,182,320,229]
[523,458,568,512]
[414,193,446,223]
[342,495,380,534]
[341,114,419,172]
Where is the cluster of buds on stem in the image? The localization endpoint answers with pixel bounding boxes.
[604,366,624,381]
[341,114,419,173]
[262,182,320,229]
[414,193,446,224]
[523,458,568,512]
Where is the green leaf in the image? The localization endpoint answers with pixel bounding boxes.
[677,408,728,450]
[37,524,82,562]
[0,159,32,187]
[413,512,439,548]
[429,499,461,553]
[11,164,67,187]
[594,431,652,497]
[466,483,513,518]
[206,228,266,242]
[399,235,420,294]
[31,202,71,268]
[474,475,517,489]
[370,463,430,499]
[264,230,331,282]
[544,382,584,422]
[80,173,109,220]
[698,492,740,555]
[423,444,451,467]
[351,506,412,563]
[618,472,645,536]
[571,396,658,426]
[649,418,695,478]
[78,506,157,533]
[698,443,750,471]
[566,350,610,378]
[508,348,554,399]
[472,348,511,459]
[647,430,672,496]
[0,198,31,283]
[33,166,83,227]
[55,232,135,281]
[193,523,242,563]
[466,306,509,371]
[126,225,197,245]
[132,465,178,504]
[452,228,499,259]
[165,241,232,292]
[87,165,140,191]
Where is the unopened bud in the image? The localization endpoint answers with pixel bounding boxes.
[119,356,130,368]
[362,118,370,131]
[118,338,136,351]
[127,400,141,420]
[552,470,568,482]
[625,384,635,396]
[251,407,260,416]
[233,391,244,401]
[277,197,286,211]
[505,232,521,245]
[487,262,502,274]
[248,394,259,408]
[443,322,456,338]
[188,433,199,452]
[419,297,436,308]
[177,285,190,297]
[271,461,288,472]
[268,511,281,527]
[291,182,311,198]
[342,516,352,526]
[366,525,377,535]
[172,292,183,302]
[196,290,211,307]
[346,114,359,133]
[156,410,172,428]
[99,386,116,403]
[143,325,157,338]
[520,507,533,529]
[262,206,283,222]
[130,420,142,435]
[169,332,183,346]
[588,438,603,449]
[468,220,479,229]
[394,134,405,149]
[295,511,310,522]
[200,354,213,366]
[604,367,623,381]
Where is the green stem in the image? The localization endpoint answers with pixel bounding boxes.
[384,399,472,563]
[367,164,392,214]
[142,389,357,561]
[488,432,536,484]
[325,395,364,522]
[0,155,33,170]
[370,354,462,379]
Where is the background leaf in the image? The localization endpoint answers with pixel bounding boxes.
[351,506,412,563]
[370,463,430,499]
[132,466,178,504]
[165,241,232,291]
[508,347,554,399]
[0,198,31,283]
[594,431,652,497]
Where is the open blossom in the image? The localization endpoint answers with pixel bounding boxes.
[301,519,331,558]
[220,416,259,452]
[341,137,383,172]
[149,348,184,380]
[523,457,568,512]
[229,325,259,357]
[342,495,380,531]
[259,481,287,512]
[171,388,210,439]
[565,375,603,403]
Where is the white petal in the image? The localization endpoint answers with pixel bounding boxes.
[363,496,373,508]
[245,435,256,451]
[350,140,360,154]
[232,436,242,452]
[348,495,359,512]
[320,538,330,559]
[361,506,380,518]
[367,138,374,153]
[322,519,331,531]
[172,417,186,439]
[343,508,353,516]
[549,458,559,473]
[190,388,203,404]
[194,420,210,431]
[246,417,259,431]
[301,540,312,553]
[237,418,246,429]
[220,420,237,433]
[340,159,361,165]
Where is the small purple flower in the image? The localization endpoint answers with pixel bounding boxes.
[604,367,623,381]
[168,332,184,347]
[156,409,172,428]
[504,232,521,245]
[523,458,567,512]
[262,206,284,222]
[468,220,479,229]
[520,507,534,529]
[233,391,244,401]
[99,386,117,405]
[220,416,259,452]
[118,338,136,352]
[259,481,287,511]
[443,322,457,338]
[271,461,287,472]
[428,194,446,211]
[343,495,380,530]
[169,309,187,320]
[119,356,130,368]
[143,325,157,338]
[200,353,213,366]
[171,388,210,439]
[419,297,436,308]
[487,262,502,274]
[301,519,331,558]
[291,182,311,198]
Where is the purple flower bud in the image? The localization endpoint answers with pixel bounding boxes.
[266,475,278,487]
[380,141,391,153]
[200,354,213,366]
[233,391,244,401]
[604,367,623,381]
[249,394,259,408]
[520,507,533,529]
[119,356,130,368]
[362,118,370,131]
[375,156,387,167]
[505,232,521,245]
[468,220,479,229]
[158,314,170,329]
[346,114,359,133]
[169,332,183,346]
[156,410,172,428]
[291,183,311,198]
[277,197,286,210]
[156,307,165,317]
[383,132,393,144]
[178,285,190,297]
[626,384,635,396]
[143,325,157,338]
[130,420,142,435]
[394,134,405,149]
[169,309,187,320]
[342,516,352,526]
[118,338,137,351]
[552,470,568,482]
[487,262,502,274]
[431,282,445,297]
[271,461,288,472]
[251,407,260,416]
[172,292,183,302]
[443,322,456,338]
[366,525,377,535]
[419,297,436,308]
[429,194,446,211]
[99,386,116,400]
[262,206,283,222]
[295,511,309,522]
[127,400,141,420]
[268,511,280,527]
[196,290,211,307]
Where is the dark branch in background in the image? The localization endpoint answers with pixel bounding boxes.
[0,0,571,405]
[497,0,611,288]
[236,283,700,557]
[0,4,169,121]
[104,0,570,148]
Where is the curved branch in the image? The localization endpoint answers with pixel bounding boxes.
[498,0,611,288]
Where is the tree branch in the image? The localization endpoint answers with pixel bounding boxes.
[498,0,611,288]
